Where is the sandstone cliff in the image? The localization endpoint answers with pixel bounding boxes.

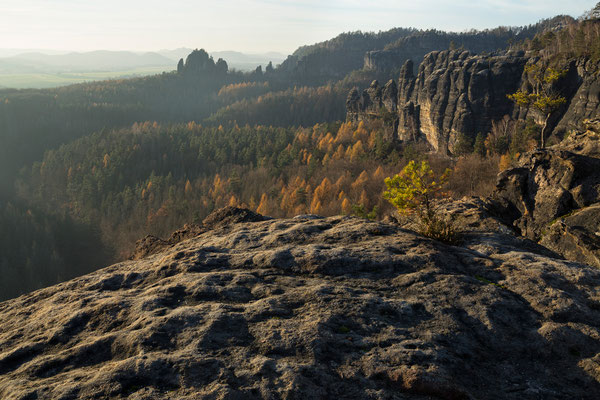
[553,58,600,134]
[348,50,600,154]
[0,207,599,399]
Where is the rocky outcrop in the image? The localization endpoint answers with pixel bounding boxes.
[492,148,600,238]
[1,207,600,399]
[131,224,206,261]
[346,80,399,141]
[490,119,600,267]
[403,50,528,153]
[348,49,600,154]
[348,50,528,153]
[346,80,397,119]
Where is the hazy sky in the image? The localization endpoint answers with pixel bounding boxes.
[0,0,593,54]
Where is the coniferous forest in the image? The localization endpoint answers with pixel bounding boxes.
[2,13,600,300]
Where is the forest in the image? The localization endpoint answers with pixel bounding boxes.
[1,13,599,300]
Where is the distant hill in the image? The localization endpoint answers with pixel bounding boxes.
[277,16,575,85]
[1,50,173,72]
[0,48,289,87]
[156,47,195,61]
[0,48,66,57]
[0,50,176,88]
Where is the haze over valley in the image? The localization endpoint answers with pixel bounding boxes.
[0,48,286,88]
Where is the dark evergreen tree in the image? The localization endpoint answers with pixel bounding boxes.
[453,132,473,156]
[473,133,486,157]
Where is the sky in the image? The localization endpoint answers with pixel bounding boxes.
[0,0,594,54]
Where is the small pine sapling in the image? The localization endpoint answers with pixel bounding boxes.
[383,160,459,243]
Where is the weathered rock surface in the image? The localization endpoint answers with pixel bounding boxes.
[1,208,600,399]
[491,120,600,267]
[402,51,528,153]
[346,80,397,119]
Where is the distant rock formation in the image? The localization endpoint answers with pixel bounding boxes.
[347,49,600,154]
[348,50,528,153]
[178,49,228,78]
[346,79,399,141]
[363,16,574,74]
[1,206,599,398]
[363,31,514,74]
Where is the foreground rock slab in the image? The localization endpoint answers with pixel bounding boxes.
[1,214,599,399]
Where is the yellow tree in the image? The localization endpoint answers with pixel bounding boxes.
[508,64,567,148]
[341,198,352,214]
[311,178,333,213]
[350,140,365,162]
[256,193,269,216]
[373,166,385,182]
[335,122,354,144]
[383,161,450,219]
[332,144,345,160]
[184,179,193,195]
[351,170,369,194]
